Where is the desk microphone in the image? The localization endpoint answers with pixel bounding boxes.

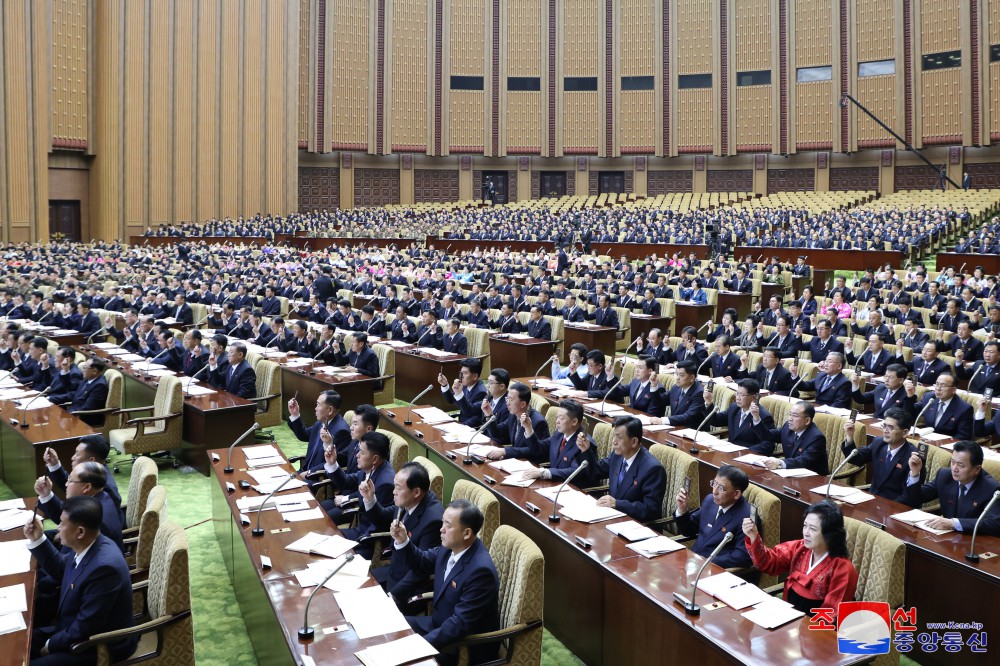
[141,346,172,371]
[673,531,735,616]
[404,384,434,425]
[37,310,53,323]
[548,461,588,523]
[826,449,858,499]
[595,368,624,417]
[252,472,296,537]
[910,397,936,436]
[184,362,210,399]
[464,416,496,465]
[696,352,715,377]
[86,328,104,344]
[19,387,51,428]
[531,357,555,388]
[224,423,262,473]
[967,363,984,392]
[691,405,717,453]
[966,489,1000,563]
[298,552,356,640]
[788,375,805,399]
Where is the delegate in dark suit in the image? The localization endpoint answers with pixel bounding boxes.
[39,490,124,552]
[665,382,705,427]
[905,468,1000,536]
[328,461,396,542]
[333,344,381,379]
[570,371,612,399]
[288,414,351,474]
[397,538,500,664]
[917,393,973,440]
[709,353,742,379]
[706,403,775,449]
[509,428,591,481]
[745,363,794,395]
[376,491,445,601]
[488,407,548,448]
[442,381,488,428]
[677,495,753,568]
[957,361,1000,395]
[67,376,110,426]
[209,359,256,399]
[581,444,667,522]
[28,534,137,665]
[524,317,552,340]
[441,332,468,355]
[792,371,852,408]
[808,336,846,363]
[841,437,919,505]
[852,383,916,419]
[606,379,667,417]
[47,366,84,404]
[751,421,830,475]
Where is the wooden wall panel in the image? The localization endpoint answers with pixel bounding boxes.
[218,0,243,216]
[993,0,1000,44]
[330,0,369,150]
[921,69,963,141]
[678,90,712,150]
[794,0,832,67]
[298,166,340,211]
[196,0,220,222]
[563,0,599,151]
[123,0,147,226]
[242,0,265,215]
[90,0,123,241]
[766,168,815,193]
[676,0,712,74]
[992,63,1000,140]
[173,0,196,222]
[647,170,693,193]
[795,82,834,148]
[736,85,771,151]
[450,91,486,151]
[298,0,310,145]
[354,168,400,206]
[856,75,896,146]
[856,0,893,62]
[735,0,770,71]
[706,169,752,192]
[148,0,173,223]
[920,0,960,53]
[448,0,486,151]
[506,0,543,153]
[414,169,460,202]
[390,0,428,151]
[894,164,946,189]
[619,0,654,152]
[829,166,880,190]
[51,0,88,145]
[965,162,1000,188]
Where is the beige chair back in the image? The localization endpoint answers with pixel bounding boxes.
[253,360,283,429]
[378,429,410,472]
[131,485,168,572]
[482,526,544,666]
[125,456,160,530]
[743,485,780,587]
[373,345,395,405]
[648,444,698,526]
[452,479,499,548]
[844,518,906,666]
[593,422,614,459]
[413,455,445,500]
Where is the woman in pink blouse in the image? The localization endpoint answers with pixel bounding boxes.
[742,501,858,615]
[820,291,852,320]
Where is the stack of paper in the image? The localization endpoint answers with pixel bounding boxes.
[411,407,454,425]
[606,520,659,542]
[91,342,119,350]
[697,572,772,610]
[279,505,325,523]
[292,554,371,591]
[355,634,438,666]
[416,348,452,357]
[19,397,53,410]
[890,509,954,534]
[741,597,804,629]
[488,459,536,474]
[0,582,27,635]
[285,532,359,559]
[626,536,686,558]
[252,478,307,495]
[809,484,875,504]
[448,444,495,457]
[559,503,624,523]
[733,454,770,467]
[245,466,291,484]
[0,540,30,575]
[0,509,33,532]
[236,491,314,513]
[334,586,411,639]
[772,468,818,478]
[534,485,594,509]
[499,471,536,487]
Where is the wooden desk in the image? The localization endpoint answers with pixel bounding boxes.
[759,282,786,306]
[86,346,256,475]
[674,303,715,335]
[715,291,754,321]
[279,365,378,420]
[0,400,95,497]
[488,335,557,378]
[208,449,431,666]
[628,314,672,343]
[380,408,862,666]
[0,497,36,665]
[395,350,467,409]
[524,383,1000,666]
[562,324,617,364]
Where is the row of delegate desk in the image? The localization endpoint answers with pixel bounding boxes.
[208,446,434,666]
[378,405,861,666]
[512,380,998,666]
[0,498,37,665]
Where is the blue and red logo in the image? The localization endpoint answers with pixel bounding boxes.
[837,601,892,655]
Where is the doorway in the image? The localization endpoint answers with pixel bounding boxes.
[598,171,625,195]
[539,172,566,197]
[49,200,82,242]
[482,171,509,204]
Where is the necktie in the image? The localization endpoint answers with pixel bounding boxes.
[765,372,772,390]
[444,554,458,580]
[821,376,831,393]
[881,388,893,408]
[557,436,567,456]
[957,485,968,514]
[935,402,946,428]
[739,411,748,429]
[617,459,627,485]
[715,508,723,524]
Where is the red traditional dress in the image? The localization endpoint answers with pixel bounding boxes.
[746,537,859,614]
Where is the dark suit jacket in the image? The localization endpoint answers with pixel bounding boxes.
[794,371,852,408]
[68,376,110,425]
[415,324,443,349]
[852,383,917,419]
[442,381,488,428]
[905,469,1000,535]
[770,334,801,359]
[846,348,891,376]
[488,406,545,448]
[561,305,586,323]
[441,333,468,355]
[210,359,256,399]
[748,363,794,395]
[288,413,351,473]
[905,357,950,386]
[951,336,985,362]
[333,461,396,540]
[709,353,742,379]
[400,538,500,663]
[606,378,668,417]
[677,495,753,568]
[524,318,552,340]
[378,492,445,600]
[41,489,124,552]
[570,371,613,399]
[708,403,774,449]
[841,437,918,504]
[918,394,974,440]
[751,422,830,475]
[49,463,122,511]
[509,427,590,482]
[43,366,84,403]
[29,534,136,659]
[587,307,619,329]
[581,445,667,522]
[666,383,705,427]
[957,361,1000,395]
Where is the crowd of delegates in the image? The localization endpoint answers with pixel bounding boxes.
[954,216,1000,254]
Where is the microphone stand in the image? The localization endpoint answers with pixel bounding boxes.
[252,472,296,536]
[404,384,434,425]
[966,490,1000,563]
[141,346,172,373]
[788,376,805,399]
[696,353,716,377]
[548,461,589,523]
[595,366,625,417]
[18,387,51,429]
[224,423,263,473]
[298,553,356,639]
[673,531,735,616]
[463,416,496,465]
[826,449,858,499]
[531,357,555,389]
[184,362,211,399]
[690,406,718,453]
[910,397,936,436]
[86,327,104,344]
[967,363,984,392]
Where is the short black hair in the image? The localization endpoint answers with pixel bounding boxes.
[62,495,104,532]
[612,415,643,440]
[79,434,111,461]
[354,403,380,430]
[586,350,606,366]
[736,378,760,395]
[448,498,484,535]
[461,357,483,377]
[319,390,343,410]
[400,461,431,493]
[716,464,749,492]
[509,381,532,404]
[489,368,510,387]
[361,431,391,461]
[559,399,583,423]
[952,440,984,467]
[676,359,697,377]
[882,407,912,431]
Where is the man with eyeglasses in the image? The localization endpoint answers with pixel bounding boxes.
[851,363,917,419]
[768,316,801,359]
[957,340,1000,395]
[479,368,511,428]
[675,465,756,572]
[898,341,950,387]
[789,351,851,408]
[807,319,845,363]
[845,334,892,376]
[915,373,973,440]
[842,408,920,504]
[751,400,829,475]
[482,380,548,450]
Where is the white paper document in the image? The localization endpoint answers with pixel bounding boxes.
[0,612,25,636]
[697,573,772,610]
[741,597,804,629]
[334,586,411,639]
[252,478,308,495]
[236,490,314,512]
[890,509,954,535]
[242,444,281,460]
[281,507,325,523]
[733,454,770,468]
[355,633,438,666]
[487,458,537,474]
[0,499,26,511]
[183,384,216,396]
[285,532,359,559]
[626,536,686,558]
[411,407,454,424]
[606,520,658,542]
[0,540,31,575]
[534,486,594,508]
[0,510,33,532]
[771,468,818,478]
[245,466,293,484]
[0,584,27,616]
[447,444,495,457]
[499,471,536,488]
[559,503,624,523]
